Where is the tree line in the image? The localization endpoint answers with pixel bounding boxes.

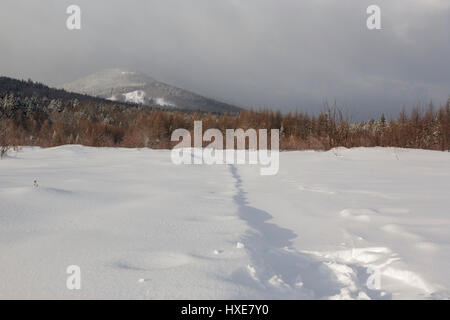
[0,77,449,156]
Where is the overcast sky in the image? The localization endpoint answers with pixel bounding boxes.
[1,0,449,119]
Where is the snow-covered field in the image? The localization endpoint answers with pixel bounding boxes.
[0,146,449,299]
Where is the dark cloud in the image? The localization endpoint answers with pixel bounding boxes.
[1,0,449,119]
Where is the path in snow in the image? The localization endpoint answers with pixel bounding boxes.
[230,165,383,299]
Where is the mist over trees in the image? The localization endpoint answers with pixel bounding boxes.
[0,76,449,156]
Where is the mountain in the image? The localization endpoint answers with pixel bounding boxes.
[60,68,241,113]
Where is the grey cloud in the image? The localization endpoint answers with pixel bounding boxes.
[0,0,449,119]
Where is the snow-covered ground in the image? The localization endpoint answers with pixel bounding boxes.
[0,146,449,299]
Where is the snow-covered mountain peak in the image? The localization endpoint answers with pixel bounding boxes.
[60,68,241,113]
